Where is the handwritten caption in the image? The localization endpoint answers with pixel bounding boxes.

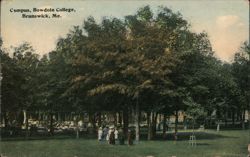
[10,8,76,18]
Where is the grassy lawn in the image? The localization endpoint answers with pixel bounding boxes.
[1,130,249,157]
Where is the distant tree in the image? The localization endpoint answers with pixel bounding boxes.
[12,42,40,137]
[1,40,24,128]
[232,41,250,129]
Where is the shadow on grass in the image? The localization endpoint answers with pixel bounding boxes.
[1,133,96,142]
[140,131,239,141]
[2,131,239,142]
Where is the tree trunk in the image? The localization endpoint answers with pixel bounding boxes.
[38,111,41,124]
[65,113,67,121]
[173,108,179,141]
[123,107,129,137]
[174,109,178,136]
[75,117,79,139]
[3,112,7,128]
[152,112,158,138]
[24,110,29,139]
[163,113,167,139]
[118,112,122,126]
[217,121,220,132]
[242,110,245,130]
[232,110,235,127]
[248,98,250,130]
[76,128,79,139]
[113,112,117,127]
[58,112,61,122]
[237,110,240,121]
[192,119,195,136]
[147,111,153,140]
[135,98,140,142]
[49,112,54,136]
[225,118,227,128]
[23,110,26,125]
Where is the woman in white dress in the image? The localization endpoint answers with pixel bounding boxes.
[106,127,110,142]
[114,128,119,144]
[114,128,118,140]
[98,127,103,141]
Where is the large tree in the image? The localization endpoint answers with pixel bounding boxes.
[61,6,218,141]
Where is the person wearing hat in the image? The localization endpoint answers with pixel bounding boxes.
[107,127,112,143]
[118,127,125,145]
[128,129,133,145]
[109,127,115,145]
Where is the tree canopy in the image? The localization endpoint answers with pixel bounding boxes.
[1,6,249,139]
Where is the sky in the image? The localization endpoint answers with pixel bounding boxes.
[1,0,249,62]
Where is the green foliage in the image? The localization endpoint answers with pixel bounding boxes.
[232,41,250,111]
[1,6,248,130]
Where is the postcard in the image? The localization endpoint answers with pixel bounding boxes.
[1,0,249,157]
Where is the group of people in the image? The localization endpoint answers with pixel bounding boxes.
[98,126,134,145]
